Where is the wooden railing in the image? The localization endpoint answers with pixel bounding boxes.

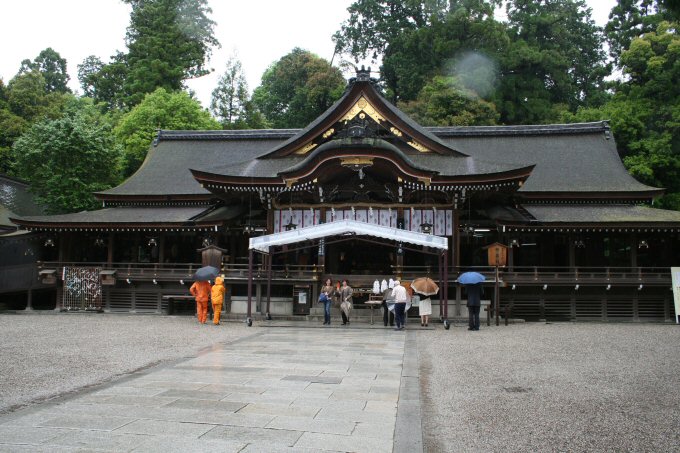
[32,262,672,287]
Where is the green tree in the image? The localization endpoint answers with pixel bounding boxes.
[6,71,69,122]
[115,88,220,176]
[400,75,499,126]
[565,21,680,210]
[122,0,220,106]
[333,0,446,62]
[11,99,123,213]
[77,53,128,110]
[18,47,71,93]
[334,0,505,102]
[605,0,673,65]
[252,48,345,128]
[210,55,251,129]
[497,0,610,124]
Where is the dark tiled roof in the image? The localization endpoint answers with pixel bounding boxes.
[96,120,658,199]
[0,174,45,219]
[97,138,286,197]
[13,206,211,226]
[158,129,300,140]
[427,122,609,137]
[436,128,657,194]
[522,204,680,224]
[407,154,530,176]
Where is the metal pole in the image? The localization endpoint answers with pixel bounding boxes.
[443,251,449,319]
[247,248,253,323]
[438,252,443,320]
[495,265,500,326]
[266,253,272,319]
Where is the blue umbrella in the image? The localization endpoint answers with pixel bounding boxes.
[458,271,485,285]
[194,265,219,282]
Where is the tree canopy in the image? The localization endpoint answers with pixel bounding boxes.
[11,98,122,214]
[115,88,220,176]
[210,55,265,129]
[18,47,71,94]
[252,48,346,128]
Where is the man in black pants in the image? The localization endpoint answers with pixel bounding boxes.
[465,283,483,331]
[382,288,395,326]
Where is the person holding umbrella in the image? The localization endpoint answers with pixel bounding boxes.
[191,266,218,324]
[411,277,439,328]
[459,272,485,331]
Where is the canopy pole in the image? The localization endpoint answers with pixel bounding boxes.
[438,252,444,320]
[246,248,253,325]
[266,251,272,320]
[443,250,449,319]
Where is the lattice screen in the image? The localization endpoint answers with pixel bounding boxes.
[61,267,102,311]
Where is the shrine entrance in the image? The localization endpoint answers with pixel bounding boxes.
[244,220,450,326]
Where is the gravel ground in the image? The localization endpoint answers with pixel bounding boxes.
[0,313,252,414]
[419,322,680,453]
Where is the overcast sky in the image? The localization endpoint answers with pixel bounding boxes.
[0,0,617,109]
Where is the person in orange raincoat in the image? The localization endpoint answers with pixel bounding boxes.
[211,276,225,325]
[189,280,211,324]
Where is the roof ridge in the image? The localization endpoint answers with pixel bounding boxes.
[157,129,300,141]
[427,121,610,137]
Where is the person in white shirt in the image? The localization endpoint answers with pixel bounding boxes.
[391,280,409,330]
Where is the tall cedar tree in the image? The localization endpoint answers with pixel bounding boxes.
[498,0,610,124]
[210,56,251,129]
[79,0,219,109]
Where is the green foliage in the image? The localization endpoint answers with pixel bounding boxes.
[605,0,672,65]
[400,75,499,126]
[335,1,505,102]
[11,101,123,213]
[122,0,219,106]
[210,55,257,129]
[252,48,345,128]
[566,21,680,209]
[115,88,220,176]
[18,47,71,93]
[497,0,610,124]
[6,72,68,121]
[77,54,128,111]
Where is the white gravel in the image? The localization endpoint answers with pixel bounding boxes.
[0,313,252,414]
[419,323,680,453]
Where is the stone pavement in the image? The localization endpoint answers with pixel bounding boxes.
[0,326,423,452]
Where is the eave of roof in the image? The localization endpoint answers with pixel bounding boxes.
[498,204,680,229]
[10,206,228,231]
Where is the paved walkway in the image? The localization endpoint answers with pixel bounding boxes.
[0,326,422,452]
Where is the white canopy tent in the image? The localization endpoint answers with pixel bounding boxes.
[243,219,451,326]
[249,219,448,253]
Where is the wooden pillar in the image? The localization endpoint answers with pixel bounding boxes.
[58,232,66,262]
[568,234,576,268]
[396,207,404,278]
[158,233,165,264]
[246,248,253,323]
[453,206,461,316]
[107,232,114,265]
[630,232,637,268]
[317,207,326,272]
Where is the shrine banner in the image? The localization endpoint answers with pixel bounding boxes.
[672,267,680,324]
